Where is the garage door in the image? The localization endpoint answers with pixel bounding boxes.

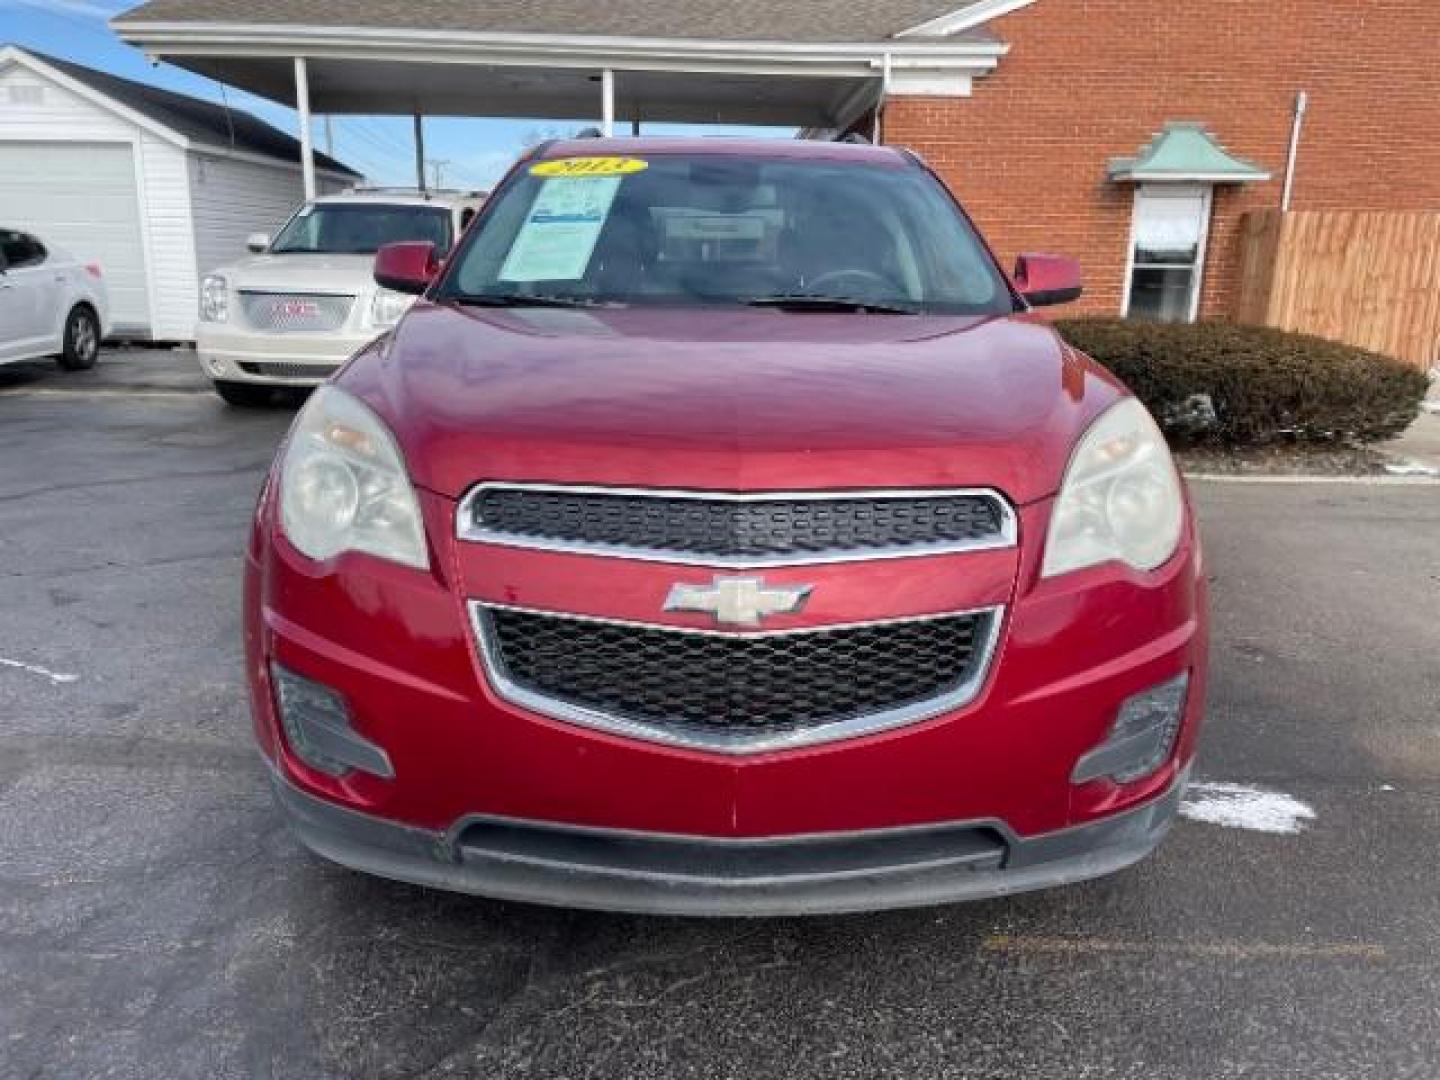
[0,142,149,334]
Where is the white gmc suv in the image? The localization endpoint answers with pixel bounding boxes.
[196,189,483,406]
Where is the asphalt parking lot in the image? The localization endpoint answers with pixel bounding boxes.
[2,350,1439,1080]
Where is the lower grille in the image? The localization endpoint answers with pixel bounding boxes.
[238,291,354,332]
[473,604,1000,753]
[237,361,336,380]
[456,817,1007,881]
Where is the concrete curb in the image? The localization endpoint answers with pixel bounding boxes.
[1185,472,1440,486]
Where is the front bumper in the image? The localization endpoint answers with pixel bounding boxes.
[271,759,1189,916]
[196,324,377,386]
[246,483,1208,913]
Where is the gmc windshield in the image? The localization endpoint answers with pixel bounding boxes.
[272,203,453,256]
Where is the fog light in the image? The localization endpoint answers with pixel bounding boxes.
[204,354,229,376]
[1072,673,1189,785]
[271,663,394,779]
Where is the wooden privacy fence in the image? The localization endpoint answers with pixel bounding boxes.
[1235,209,1440,371]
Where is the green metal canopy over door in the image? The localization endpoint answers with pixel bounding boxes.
[1108,122,1271,184]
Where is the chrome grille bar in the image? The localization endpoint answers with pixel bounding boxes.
[456,483,1017,566]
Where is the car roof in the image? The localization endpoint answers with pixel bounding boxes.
[535,137,911,167]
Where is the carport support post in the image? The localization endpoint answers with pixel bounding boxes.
[413,113,427,193]
[601,69,615,137]
[293,57,315,201]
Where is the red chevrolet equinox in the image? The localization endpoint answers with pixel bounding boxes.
[244,138,1208,915]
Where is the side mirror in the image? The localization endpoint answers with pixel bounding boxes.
[1013,253,1083,308]
[246,233,271,254]
[374,241,439,296]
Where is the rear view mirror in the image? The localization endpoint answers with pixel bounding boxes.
[246,233,271,254]
[374,241,439,296]
[1013,253,1083,308]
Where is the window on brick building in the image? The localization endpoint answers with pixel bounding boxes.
[1123,185,1212,323]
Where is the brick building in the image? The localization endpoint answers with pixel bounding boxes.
[116,0,1440,326]
[883,0,1440,322]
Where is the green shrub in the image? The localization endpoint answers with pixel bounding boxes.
[1055,319,1431,446]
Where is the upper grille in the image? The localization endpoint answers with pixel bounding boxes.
[238,291,354,333]
[461,485,1014,565]
[474,604,999,753]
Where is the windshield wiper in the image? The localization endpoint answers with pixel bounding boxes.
[451,294,622,309]
[745,294,920,315]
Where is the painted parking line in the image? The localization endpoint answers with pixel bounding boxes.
[982,935,1386,963]
[0,656,79,685]
[0,388,209,400]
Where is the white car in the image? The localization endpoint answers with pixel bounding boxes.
[196,189,484,406]
[0,228,110,371]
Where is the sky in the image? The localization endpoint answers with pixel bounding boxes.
[0,0,789,190]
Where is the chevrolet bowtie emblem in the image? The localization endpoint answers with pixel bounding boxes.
[664,576,813,628]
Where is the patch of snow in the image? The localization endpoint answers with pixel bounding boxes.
[1163,393,1218,434]
[0,657,79,685]
[1383,460,1440,477]
[1180,781,1315,835]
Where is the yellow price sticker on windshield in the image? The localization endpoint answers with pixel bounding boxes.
[530,156,649,178]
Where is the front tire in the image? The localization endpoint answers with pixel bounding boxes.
[56,305,100,371]
[212,380,275,407]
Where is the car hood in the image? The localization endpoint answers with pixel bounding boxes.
[222,253,377,292]
[339,303,1126,505]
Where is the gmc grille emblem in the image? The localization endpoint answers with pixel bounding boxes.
[664,576,812,628]
[274,299,318,318]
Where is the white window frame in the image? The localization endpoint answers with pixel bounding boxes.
[1120,183,1213,323]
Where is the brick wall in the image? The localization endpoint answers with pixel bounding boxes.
[883,0,1440,319]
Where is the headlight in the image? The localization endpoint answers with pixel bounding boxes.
[199,274,228,322]
[369,288,415,328]
[279,386,428,569]
[1042,397,1184,578]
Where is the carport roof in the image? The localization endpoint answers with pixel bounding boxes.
[114,0,1003,44]
[112,0,1015,133]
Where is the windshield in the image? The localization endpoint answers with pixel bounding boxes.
[271,202,454,256]
[437,153,1015,315]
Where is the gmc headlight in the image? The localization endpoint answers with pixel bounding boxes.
[199,274,228,322]
[369,288,415,328]
[1043,397,1184,578]
[279,386,428,569]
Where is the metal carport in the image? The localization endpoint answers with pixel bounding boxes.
[112,0,1012,197]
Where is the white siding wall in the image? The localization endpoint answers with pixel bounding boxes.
[137,133,199,340]
[188,153,309,277]
[0,61,134,143]
[0,58,199,339]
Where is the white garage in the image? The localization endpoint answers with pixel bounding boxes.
[0,143,149,332]
[0,46,356,340]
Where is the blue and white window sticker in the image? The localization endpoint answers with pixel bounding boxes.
[499,176,622,283]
